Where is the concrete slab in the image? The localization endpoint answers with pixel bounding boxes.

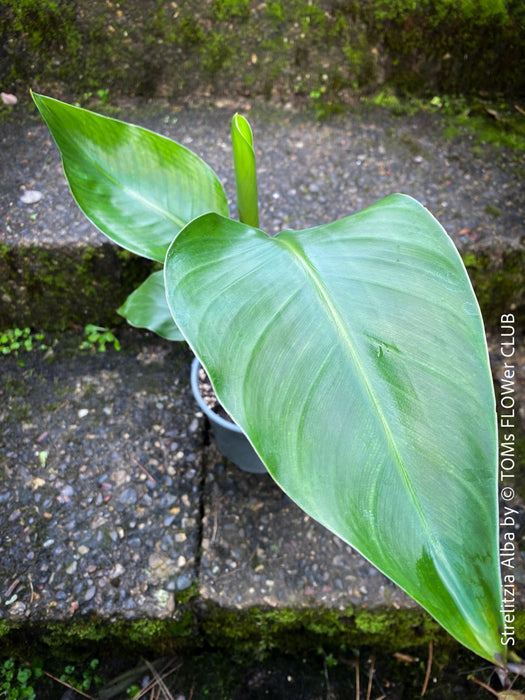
[199,444,414,612]
[1,99,524,330]
[0,334,201,621]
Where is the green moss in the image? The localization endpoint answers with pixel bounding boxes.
[178,16,206,45]
[0,244,154,332]
[0,614,197,665]
[360,0,524,96]
[2,0,523,100]
[200,32,236,76]
[452,110,525,152]
[200,604,448,659]
[0,0,83,88]
[265,0,286,22]
[462,248,525,328]
[212,0,251,21]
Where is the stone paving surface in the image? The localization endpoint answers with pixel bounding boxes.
[0,98,524,654]
[0,336,201,621]
[0,331,420,626]
[199,447,414,611]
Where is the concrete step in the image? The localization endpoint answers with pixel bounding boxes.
[1,99,525,672]
[1,98,524,332]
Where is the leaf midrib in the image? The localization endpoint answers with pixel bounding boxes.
[277,234,486,640]
[68,155,187,232]
[276,234,444,566]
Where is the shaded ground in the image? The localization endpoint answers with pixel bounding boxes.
[11,645,525,699]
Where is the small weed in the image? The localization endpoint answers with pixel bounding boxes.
[77,88,110,107]
[309,87,343,120]
[59,658,101,693]
[80,324,121,352]
[96,88,109,104]
[0,657,43,700]
[0,328,53,364]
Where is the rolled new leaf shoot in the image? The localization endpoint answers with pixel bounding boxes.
[231,114,259,228]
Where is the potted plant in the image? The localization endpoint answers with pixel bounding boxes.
[32,93,518,672]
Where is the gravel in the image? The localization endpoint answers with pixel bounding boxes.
[0,334,202,621]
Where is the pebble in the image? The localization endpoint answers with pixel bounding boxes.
[8,601,26,617]
[112,470,129,486]
[84,586,96,601]
[176,574,192,591]
[66,561,78,575]
[19,189,42,204]
[119,487,138,505]
[110,563,125,579]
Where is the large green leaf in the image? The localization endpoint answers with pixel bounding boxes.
[32,93,229,262]
[118,270,183,340]
[165,194,504,663]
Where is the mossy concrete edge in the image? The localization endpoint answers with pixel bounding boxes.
[198,603,447,657]
[1,244,523,333]
[0,244,155,332]
[0,613,198,663]
[2,604,525,666]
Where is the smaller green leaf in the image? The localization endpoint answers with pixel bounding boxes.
[32,92,229,262]
[231,114,259,227]
[118,271,183,341]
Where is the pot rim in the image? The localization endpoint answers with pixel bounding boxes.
[190,356,244,434]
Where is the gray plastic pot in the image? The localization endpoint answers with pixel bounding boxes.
[190,357,267,474]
